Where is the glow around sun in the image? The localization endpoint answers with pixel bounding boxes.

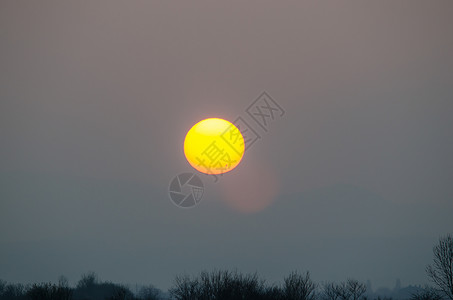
[184,118,245,175]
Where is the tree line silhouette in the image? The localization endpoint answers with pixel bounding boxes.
[169,270,367,300]
[0,271,439,300]
[0,272,163,300]
[0,234,451,300]
[0,270,370,300]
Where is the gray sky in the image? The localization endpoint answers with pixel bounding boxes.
[1,1,453,291]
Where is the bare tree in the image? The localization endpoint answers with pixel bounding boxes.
[138,284,163,300]
[169,269,269,300]
[336,281,352,300]
[169,274,200,300]
[2,283,27,300]
[107,285,135,300]
[411,286,443,300]
[0,280,5,296]
[58,276,69,289]
[427,234,453,300]
[282,271,317,300]
[322,280,366,300]
[27,282,72,300]
[323,282,341,300]
[346,279,367,300]
[76,271,98,289]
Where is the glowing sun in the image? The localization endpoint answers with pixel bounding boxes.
[184,118,245,175]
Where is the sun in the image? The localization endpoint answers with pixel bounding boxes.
[184,118,245,175]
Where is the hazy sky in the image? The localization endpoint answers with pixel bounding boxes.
[1,1,453,291]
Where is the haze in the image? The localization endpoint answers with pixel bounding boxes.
[1,1,453,292]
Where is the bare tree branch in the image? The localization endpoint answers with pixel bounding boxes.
[426,234,453,300]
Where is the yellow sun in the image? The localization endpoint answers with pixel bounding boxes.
[184,118,245,175]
